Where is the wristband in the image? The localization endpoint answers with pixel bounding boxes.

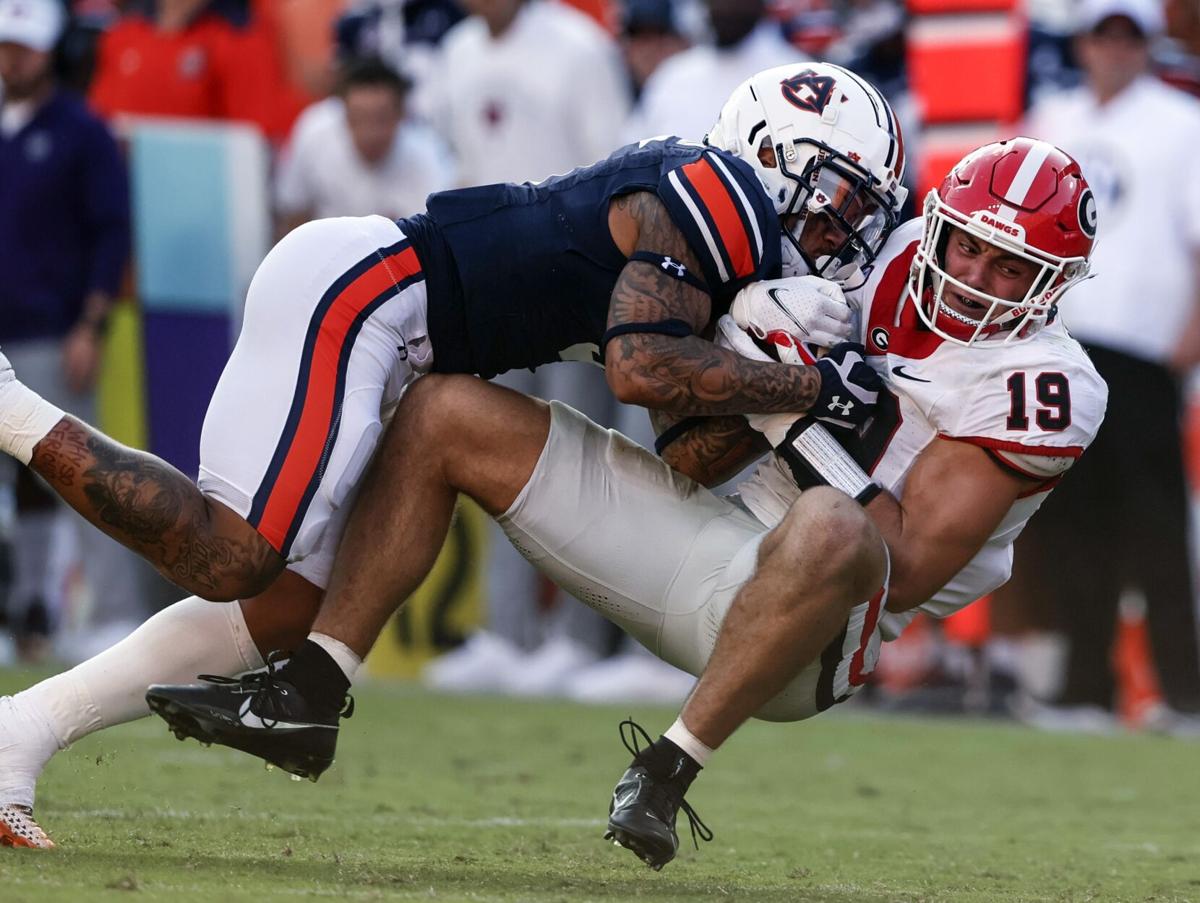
[654,416,706,455]
[778,418,881,506]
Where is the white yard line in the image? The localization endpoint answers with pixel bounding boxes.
[48,808,606,829]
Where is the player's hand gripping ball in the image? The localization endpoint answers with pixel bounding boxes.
[730,275,857,364]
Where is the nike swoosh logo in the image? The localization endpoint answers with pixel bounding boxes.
[892,365,931,383]
[237,699,333,732]
[766,289,810,336]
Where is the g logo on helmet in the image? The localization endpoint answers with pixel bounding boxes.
[780,71,836,114]
[1078,188,1098,239]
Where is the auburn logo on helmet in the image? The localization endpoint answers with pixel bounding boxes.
[780,71,836,114]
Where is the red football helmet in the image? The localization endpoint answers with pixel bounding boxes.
[909,137,1097,346]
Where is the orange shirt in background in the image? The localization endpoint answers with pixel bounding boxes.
[89,10,308,141]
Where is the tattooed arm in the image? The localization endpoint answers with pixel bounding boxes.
[30,417,283,600]
[604,191,823,416]
[648,409,768,487]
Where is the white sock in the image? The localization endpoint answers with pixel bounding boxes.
[664,717,713,767]
[0,697,59,810]
[20,595,264,749]
[0,371,65,465]
[309,632,362,684]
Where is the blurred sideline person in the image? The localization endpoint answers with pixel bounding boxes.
[601,0,805,698]
[996,0,1200,732]
[275,56,454,236]
[619,0,689,102]
[623,0,802,144]
[148,138,1107,872]
[0,0,148,656]
[419,0,628,187]
[414,0,631,697]
[0,63,907,848]
[87,0,307,142]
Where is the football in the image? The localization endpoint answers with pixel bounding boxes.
[749,329,823,365]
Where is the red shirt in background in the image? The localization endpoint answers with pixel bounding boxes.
[88,10,308,141]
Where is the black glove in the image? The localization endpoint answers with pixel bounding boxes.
[812,342,882,431]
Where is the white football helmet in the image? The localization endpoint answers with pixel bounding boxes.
[706,62,908,285]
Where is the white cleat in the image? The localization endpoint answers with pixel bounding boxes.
[1140,703,1200,739]
[505,636,600,698]
[0,803,54,849]
[565,652,696,706]
[1013,697,1119,735]
[422,631,525,694]
[0,694,62,849]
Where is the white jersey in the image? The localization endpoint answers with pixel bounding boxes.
[738,218,1109,639]
[621,23,805,145]
[420,0,629,186]
[275,98,455,221]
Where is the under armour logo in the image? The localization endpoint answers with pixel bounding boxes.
[827,397,854,416]
[660,257,687,278]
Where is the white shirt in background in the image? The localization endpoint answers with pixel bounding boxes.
[1024,74,1200,364]
[623,22,805,144]
[421,0,630,186]
[275,97,456,221]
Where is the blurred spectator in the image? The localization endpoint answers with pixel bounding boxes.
[1002,0,1200,734]
[418,0,634,697]
[823,0,918,219]
[418,0,629,185]
[825,0,905,90]
[87,0,307,141]
[0,0,146,656]
[253,0,346,98]
[274,56,454,236]
[332,0,464,98]
[619,0,688,101]
[1026,0,1085,104]
[776,0,839,57]
[623,0,803,143]
[607,0,804,702]
[1154,0,1200,96]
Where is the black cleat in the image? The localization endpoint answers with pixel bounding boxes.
[145,653,353,781]
[603,719,712,870]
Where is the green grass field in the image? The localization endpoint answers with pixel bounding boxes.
[2,668,1199,902]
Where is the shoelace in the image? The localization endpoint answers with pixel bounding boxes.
[618,718,713,849]
[197,651,355,725]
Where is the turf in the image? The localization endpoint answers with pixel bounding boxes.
[2,669,1199,902]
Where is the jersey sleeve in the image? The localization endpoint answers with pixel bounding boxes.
[657,148,781,294]
[930,334,1109,481]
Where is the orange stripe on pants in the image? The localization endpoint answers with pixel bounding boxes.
[257,246,420,552]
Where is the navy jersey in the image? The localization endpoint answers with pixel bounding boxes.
[406,137,782,378]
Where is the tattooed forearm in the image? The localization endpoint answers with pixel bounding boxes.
[30,418,281,599]
[612,331,822,415]
[607,191,822,416]
[656,413,769,487]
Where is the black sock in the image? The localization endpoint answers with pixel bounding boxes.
[649,735,701,789]
[278,639,350,712]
